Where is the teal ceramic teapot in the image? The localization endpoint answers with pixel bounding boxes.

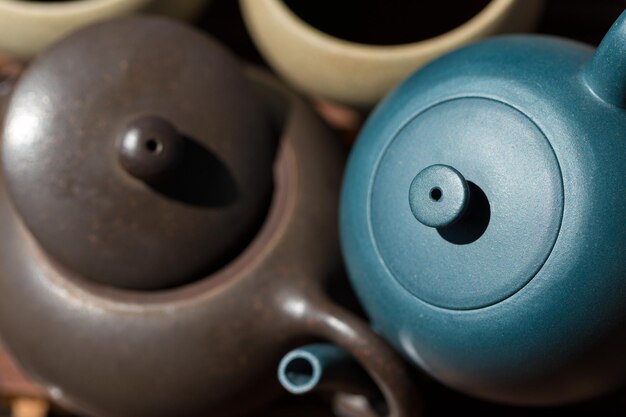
[341,10,626,406]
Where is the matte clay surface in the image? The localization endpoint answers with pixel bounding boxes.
[240,0,544,108]
[0,17,418,417]
[0,53,44,403]
[4,1,626,415]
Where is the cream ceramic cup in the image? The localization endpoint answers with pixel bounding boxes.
[241,0,544,109]
[0,0,209,59]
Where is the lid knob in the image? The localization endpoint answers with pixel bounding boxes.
[118,115,185,183]
[409,164,469,228]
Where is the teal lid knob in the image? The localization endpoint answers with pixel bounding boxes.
[409,164,469,228]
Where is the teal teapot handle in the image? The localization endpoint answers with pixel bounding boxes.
[584,10,626,107]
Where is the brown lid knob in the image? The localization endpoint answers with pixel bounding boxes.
[1,17,277,290]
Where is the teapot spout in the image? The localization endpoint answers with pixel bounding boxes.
[584,11,626,107]
[277,344,377,398]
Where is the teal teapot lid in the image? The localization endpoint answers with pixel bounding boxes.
[341,10,626,405]
[371,96,563,310]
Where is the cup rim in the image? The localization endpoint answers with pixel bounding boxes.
[258,0,521,56]
[9,70,307,306]
[241,0,542,107]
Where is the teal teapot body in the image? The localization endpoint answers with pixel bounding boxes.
[341,11,626,405]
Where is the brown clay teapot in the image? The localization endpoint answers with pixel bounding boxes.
[0,17,418,417]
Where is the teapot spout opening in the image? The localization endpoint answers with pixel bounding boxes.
[277,345,327,395]
[278,343,383,398]
[584,10,626,107]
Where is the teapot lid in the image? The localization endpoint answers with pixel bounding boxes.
[369,97,563,310]
[1,17,276,290]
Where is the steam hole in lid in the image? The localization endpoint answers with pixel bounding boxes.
[430,187,442,202]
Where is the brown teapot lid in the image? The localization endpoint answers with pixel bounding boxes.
[1,17,276,290]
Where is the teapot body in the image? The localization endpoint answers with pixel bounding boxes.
[0,17,348,417]
[0,71,351,417]
[341,33,626,405]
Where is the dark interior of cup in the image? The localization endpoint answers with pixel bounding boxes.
[283,0,492,45]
